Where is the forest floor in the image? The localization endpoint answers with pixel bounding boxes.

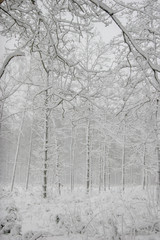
[0,186,160,240]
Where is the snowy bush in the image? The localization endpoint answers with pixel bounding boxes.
[0,203,22,239]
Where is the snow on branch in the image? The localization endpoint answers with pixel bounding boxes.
[0,50,25,79]
[89,0,160,74]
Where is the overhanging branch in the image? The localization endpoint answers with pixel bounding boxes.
[0,50,25,79]
[89,0,160,74]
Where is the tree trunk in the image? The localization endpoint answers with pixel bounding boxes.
[0,101,4,133]
[122,119,126,192]
[11,110,25,191]
[108,158,111,190]
[106,144,111,190]
[104,144,107,191]
[55,137,61,195]
[43,87,49,198]
[99,155,103,193]
[155,99,160,203]
[86,119,91,194]
[142,143,146,190]
[25,115,33,190]
[122,146,125,191]
[157,146,160,202]
[70,125,75,192]
[90,153,93,193]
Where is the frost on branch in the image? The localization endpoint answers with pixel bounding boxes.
[0,50,25,79]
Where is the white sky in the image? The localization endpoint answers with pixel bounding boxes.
[96,21,120,41]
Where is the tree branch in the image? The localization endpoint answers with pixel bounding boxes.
[0,50,25,79]
[89,0,160,74]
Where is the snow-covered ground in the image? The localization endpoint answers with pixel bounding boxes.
[0,186,160,240]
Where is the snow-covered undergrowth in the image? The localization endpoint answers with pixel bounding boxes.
[0,186,160,240]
